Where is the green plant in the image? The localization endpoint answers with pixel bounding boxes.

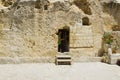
[103,32,114,44]
[102,55,109,63]
[112,40,119,53]
[103,32,120,53]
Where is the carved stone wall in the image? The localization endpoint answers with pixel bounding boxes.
[0,0,119,63]
[70,23,93,48]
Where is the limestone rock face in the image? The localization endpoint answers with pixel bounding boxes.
[73,0,92,15]
[0,0,16,7]
[0,0,120,63]
[102,1,120,25]
[112,31,120,53]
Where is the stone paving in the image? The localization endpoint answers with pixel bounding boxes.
[0,62,120,80]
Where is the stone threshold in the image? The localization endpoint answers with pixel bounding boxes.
[72,57,102,62]
[0,57,55,64]
[0,57,102,64]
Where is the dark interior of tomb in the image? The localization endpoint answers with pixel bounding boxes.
[44,5,48,10]
[58,29,69,53]
[117,60,120,66]
[82,17,90,25]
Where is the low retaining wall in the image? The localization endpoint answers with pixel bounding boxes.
[0,57,55,64]
[108,53,120,64]
[0,56,102,64]
[108,48,120,64]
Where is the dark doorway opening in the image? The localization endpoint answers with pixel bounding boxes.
[117,60,120,66]
[82,17,90,25]
[58,29,69,53]
[44,5,48,10]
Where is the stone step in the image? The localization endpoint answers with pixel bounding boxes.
[57,57,71,59]
[55,54,72,65]
[56,55,71,58]
[57,59,71,62]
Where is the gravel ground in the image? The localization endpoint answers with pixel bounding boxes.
[0,62,120,80]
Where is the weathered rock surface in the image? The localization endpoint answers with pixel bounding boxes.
[112,31,120,53]
[0,0,120,63]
